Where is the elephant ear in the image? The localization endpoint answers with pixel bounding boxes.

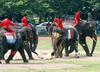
[53,32,60,39]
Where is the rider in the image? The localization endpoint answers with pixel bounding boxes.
[53,16,64,31]
[52,16,64,38]
[74,10,81,27]
[21,14,30,28]
[51,16,64,57]
[74,10,82,35]
[0,15,16,37]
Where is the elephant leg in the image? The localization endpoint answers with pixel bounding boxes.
[0,47,8,63]
[0,37,7,61]
[68,42,80,58]
[69,43,75,53]
[0,48,5,60]
[64,41,70,57]
[31,28,38,55]
[2,49,8,60]
[18,47,28,63]
[52,37,59,58]
[5,50,17,64]
[30,41,38,56]
[90,34,97,56]
[74,42,78,53]
[24,42,34,60]
[32,34,38,51]
[79,38,90,56]
[51,36,55,56]
[27,29,38,56]
[65,46,69,56]
[74,41,80,58]
[58,40,65,58]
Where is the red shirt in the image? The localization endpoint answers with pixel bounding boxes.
[21,16,28,26]
[53,18,64,30]
[58,18,64,30]
[53,18,59,26]
[0,18,15,28]
[74,11,80,25]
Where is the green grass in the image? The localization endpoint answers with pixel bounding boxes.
[0,36,100,72]
[35,36,100,72]
[37,36,100,51]
[0,60,100,72]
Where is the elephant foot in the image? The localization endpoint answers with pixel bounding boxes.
[64,53,69,57]
[55,55,59,58]
[23,60,28,63]
[59,55,63,58]
[89,54,93,56]
[55,54,59,58]
[86,54,91,57]
[5,60,10,64]
[55,55,62,58]
[29,57,34,60]
[65,55,69,57]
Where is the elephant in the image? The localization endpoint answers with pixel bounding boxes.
[15,23,38,59]
[47,23,79,58]
[0,28,28,64]
[76,20,97,56]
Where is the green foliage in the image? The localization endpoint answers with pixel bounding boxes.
[94,3,100,10]
[0,0,100,22]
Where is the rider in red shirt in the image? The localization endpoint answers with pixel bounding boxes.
[0,16,16,38]
[74,11,82,35]
[58,18,64,30]
[21,14,30,28]
[53,17,64,30]
[0,16,16,33]
[74,11,80,26]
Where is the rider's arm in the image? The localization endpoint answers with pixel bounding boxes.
[8,20,16,29]
[8,20,16,27]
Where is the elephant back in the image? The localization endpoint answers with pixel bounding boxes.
[64,25,79,41]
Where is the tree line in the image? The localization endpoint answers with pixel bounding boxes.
[0,0,100,24]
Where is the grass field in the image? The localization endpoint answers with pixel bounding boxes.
[0,35,100,72]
